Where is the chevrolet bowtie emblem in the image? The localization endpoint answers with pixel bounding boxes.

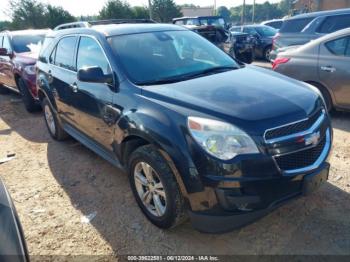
[305,131,321,146]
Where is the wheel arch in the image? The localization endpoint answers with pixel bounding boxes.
[305,80,335,109]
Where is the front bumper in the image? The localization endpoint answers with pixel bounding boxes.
[188,162,330,233]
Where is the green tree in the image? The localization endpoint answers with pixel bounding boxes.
[7,0,76,29]
[151,0,182,23]
[132,6,149,19]
[8,0,47,29]
[45,4,75,28]
[99,0,134,19]
[0,21,13,31]
[217,6,231,22]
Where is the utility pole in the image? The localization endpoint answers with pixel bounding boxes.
[241,0,246,25]
[213,0,216,15]
[148,0,153,20]
[252,0,256,23]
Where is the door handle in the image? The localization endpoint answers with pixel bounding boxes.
[69,82,79,93]
[321,66,336,73]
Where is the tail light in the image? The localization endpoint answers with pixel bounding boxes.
[272,57,290,70]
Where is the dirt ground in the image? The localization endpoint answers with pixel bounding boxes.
[0,88,350,257]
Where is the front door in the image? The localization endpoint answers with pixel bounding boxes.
[318,36,350,109]
[72,36,116,151]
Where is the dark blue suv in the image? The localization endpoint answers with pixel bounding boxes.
[36,21,332,233]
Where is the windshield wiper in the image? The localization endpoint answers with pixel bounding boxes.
[137,66,238,86]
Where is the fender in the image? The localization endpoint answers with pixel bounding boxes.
[114,106,206,198]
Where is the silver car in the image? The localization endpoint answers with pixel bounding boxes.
[273,28,350,111]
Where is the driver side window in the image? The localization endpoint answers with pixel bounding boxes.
[77,36,111,74]
[3,36,12,51]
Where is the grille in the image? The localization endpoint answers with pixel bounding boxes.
[275,137,326,171]
[265,109,322,140]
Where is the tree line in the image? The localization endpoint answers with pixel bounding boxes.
[0,0,182,31]
[218,0,294,24]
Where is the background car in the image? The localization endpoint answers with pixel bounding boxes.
[0,29,50,112]
[261,19,284,30]
[273,28,350,112]
[173,16,255,63]
[230,24,277,61]
[173,16,227,43]
[271,8,350,61]
[0,178,29,262]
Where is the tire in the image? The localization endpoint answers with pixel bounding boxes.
[18,78,40,112]
[42,97,68,141]
[263,46,272,62]
[0,84,10,94]
[242,52,254,64]
[128,145,187,229]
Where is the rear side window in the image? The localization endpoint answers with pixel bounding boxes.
[280,17,314,33]
[76,36,110,74]
[268,21,283,29]
[54,36,77,71]
[317,14,350,34]
[174,20,184,25]
[325,37,350,56]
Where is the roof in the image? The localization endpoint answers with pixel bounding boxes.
[173,16,223,21]
[288,8,350,20]
[47,23,186,38]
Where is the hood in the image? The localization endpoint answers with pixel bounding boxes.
[142,65,322,135]
[14,52,38,64]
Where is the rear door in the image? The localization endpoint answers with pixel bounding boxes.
[49,35,78,124]
[72,35,115,151]
[319,36,350,109]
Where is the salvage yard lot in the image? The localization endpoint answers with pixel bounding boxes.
[0,71,350,255]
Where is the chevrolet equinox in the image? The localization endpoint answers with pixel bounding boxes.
[36,22,332,233]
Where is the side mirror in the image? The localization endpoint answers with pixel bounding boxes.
[77,66,113,84]
[0,48,11,56]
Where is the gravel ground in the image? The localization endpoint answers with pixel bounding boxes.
[0,79,349,257]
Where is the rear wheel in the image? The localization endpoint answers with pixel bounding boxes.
[42,97,68,140]
[18,78,40,112]
[128,145,187,229]
[263,46,272,62]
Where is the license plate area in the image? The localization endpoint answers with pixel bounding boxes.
[302,166,329,195]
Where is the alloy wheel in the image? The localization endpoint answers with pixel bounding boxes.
[44,104,56,135]
[134,162,167,217]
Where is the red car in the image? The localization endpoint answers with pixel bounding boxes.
[0,29,50,112]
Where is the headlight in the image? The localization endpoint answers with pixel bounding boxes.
[187,117,259,160]
[24,65,36,75]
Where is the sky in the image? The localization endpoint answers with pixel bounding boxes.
[0,0,281,21]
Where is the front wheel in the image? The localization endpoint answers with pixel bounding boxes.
[18,78,40,112]
[128,145,187,229]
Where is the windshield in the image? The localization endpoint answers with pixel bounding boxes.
[256,26,277,37]
[12,34,45,53]
[199,17,225,27]
[109,30,239,85]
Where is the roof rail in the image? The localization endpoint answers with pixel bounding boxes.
[54,19,156,31]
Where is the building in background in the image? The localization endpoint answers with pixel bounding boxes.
[293,0,350,13]
[180,7,214,17]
